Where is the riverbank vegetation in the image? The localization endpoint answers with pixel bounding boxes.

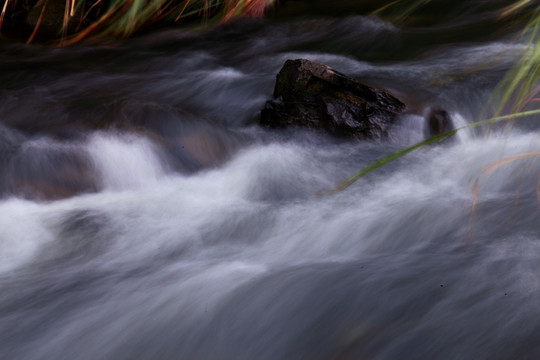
[0,0,276,43]
[0,0,535,45]
[1,0,536,45]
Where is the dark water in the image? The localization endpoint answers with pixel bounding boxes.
[1,4,540,359]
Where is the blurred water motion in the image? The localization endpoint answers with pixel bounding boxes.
[1,6,540,359]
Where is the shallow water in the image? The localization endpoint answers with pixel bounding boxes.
[1,6,540,359]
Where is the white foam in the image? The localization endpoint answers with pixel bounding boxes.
[87,132,167,190]
[0,199,54,273]
[2,132,540,273]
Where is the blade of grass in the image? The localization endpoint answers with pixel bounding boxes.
[175,0,192,21]
[500,0,534,18]
[370,0,434,26]
[79,0,105,29]
[62,0,72,40]
[70,0,76,16]
[27,0,49,44]
[470,149,540,242]
[0,0,9,31]
[479,150,540,177]
[491,8,540,117]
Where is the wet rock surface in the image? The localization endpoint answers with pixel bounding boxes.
[260,59,406,139]
[424,107,455,139]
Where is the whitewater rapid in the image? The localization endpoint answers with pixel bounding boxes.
[1,11,540,360]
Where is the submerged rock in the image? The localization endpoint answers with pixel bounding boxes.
[424,107,455,139]
[260,59,405,139]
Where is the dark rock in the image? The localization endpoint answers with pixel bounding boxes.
[260,59,405,139]
[424,107,454,139]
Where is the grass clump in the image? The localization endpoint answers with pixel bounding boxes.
[0,0,276,43]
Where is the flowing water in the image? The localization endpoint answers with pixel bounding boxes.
[1,4,540,359]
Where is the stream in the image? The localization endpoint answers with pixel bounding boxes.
[1,3,540,359]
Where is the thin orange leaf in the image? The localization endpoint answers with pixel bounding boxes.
[0,0,9,30]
